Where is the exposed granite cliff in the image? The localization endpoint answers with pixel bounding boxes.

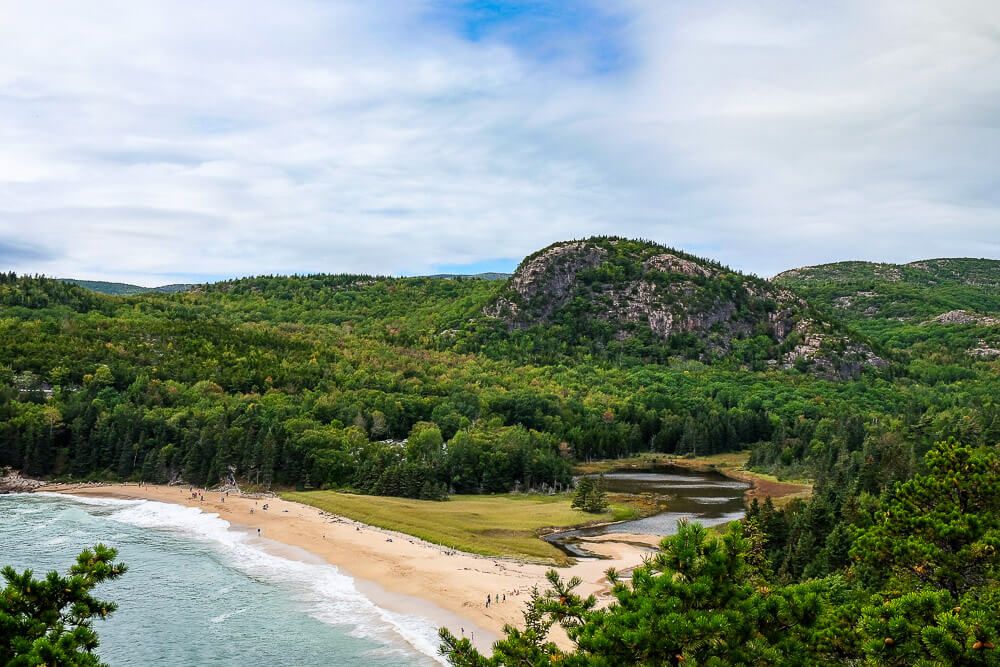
[484,237,885,379]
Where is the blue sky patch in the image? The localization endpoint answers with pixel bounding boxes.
[426,0,631,75]
[423,257,518,276]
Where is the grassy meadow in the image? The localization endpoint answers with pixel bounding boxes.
[281,491,638,564]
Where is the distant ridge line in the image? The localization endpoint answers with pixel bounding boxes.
[59,279,194,296]
[59,272,510,296]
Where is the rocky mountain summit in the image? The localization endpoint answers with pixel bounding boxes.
[483,237,884,378]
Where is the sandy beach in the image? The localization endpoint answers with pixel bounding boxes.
[39,483,656,653]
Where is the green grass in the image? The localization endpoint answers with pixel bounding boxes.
[281,491,637,564]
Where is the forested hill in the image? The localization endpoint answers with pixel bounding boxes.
[773,258,1000,368]
[478,237,884,378]
[773,257,1000,319]
[60,279,194,296]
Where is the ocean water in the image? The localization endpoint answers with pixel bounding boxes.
[0,493,441,666]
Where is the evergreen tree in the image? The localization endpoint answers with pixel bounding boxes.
[850,440,1000,665]
[571,475,609,513]
[1,545,126,667]
[851,439,1000,596]
[442,522,834,666]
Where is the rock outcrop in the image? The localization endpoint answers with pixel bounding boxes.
[969,340,1000,359]
[927,310,1000,327]
[0,469,46,493]
[484,237,885,378]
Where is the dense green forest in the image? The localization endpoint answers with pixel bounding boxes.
[2,237,999,663]
[1,241,997,500]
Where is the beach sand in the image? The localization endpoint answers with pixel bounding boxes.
[40,483,657,653]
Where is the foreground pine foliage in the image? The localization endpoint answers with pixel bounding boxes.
[441,441,999,666]
[0,545,127,667]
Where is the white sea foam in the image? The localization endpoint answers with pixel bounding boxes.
[34,491,141,507]
[210,606,248,623]
[103,499,445,664]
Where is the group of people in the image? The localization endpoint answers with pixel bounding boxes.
[485,589,519,608]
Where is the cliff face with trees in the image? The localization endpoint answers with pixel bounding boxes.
[481,237,885,378]
[774,257,1000,382]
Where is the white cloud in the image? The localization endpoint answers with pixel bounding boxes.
[1,0,998,284]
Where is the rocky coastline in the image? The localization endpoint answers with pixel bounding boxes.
[0,469,46,494]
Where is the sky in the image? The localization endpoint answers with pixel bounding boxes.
[1,0,999,285]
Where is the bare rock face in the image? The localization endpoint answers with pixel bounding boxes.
[483,241,607,322]
[928,310,1000,326]
[643,253,715,279]
[970,340,1000,358]
[0,468,46,493]
[483,237,885,378]
[780,321,888,380]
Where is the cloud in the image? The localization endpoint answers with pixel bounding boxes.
[0,0,998,284]
[0,239,54,265]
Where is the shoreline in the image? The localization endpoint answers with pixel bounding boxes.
[574,453,813,508]
[37,483,654,653]
[665,458,812,507]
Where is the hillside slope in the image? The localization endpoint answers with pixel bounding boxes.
[773,258,1000,365]
[60,279,194,296]
[480,237,884,378]
[773,258,1000,319]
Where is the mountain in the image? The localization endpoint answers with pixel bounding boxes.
[772,258,1000,320]
[480,237,885,378]
[59,279,194,296]
[773,258,1000,365]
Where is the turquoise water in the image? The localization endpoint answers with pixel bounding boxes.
[0,493,439,666]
